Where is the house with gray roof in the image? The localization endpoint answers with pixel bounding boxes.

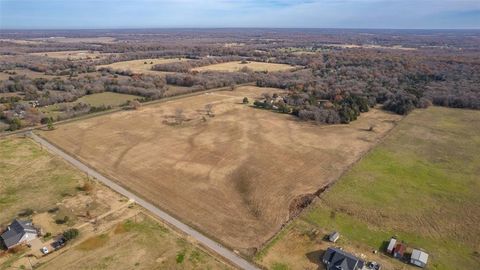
[1,219,38,249]
[322,247,365,270]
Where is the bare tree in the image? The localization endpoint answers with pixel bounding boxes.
[205,103,214,117]
[175,108,185,125]
[130,100,141,110]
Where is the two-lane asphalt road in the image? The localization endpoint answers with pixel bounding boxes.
[29,132,260,270]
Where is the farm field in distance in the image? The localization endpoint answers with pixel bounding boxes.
[74,92,139,107]
[0,69,64,80]
[30,37,117,44]
[40,85,403,254]
[192,61,295,72]
[256,107,480,270]
[0,136,231,270]
[30,50,115,60]
[97,58,189,74]
[39,92,141,119]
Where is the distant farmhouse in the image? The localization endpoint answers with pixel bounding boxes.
[1,219,38,249]
[322,247,365,270]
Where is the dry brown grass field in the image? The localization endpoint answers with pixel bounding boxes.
[40,86,402,254]
[192,61,295,72]
[97,58,188,75]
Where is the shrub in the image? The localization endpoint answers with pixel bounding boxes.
[243,97,249,104]
[78,181,94,192]
[63,228,79,241]
[18,208,34,217]
[47,207,59,213]
[8,118,22,131]
[55,216,69,224]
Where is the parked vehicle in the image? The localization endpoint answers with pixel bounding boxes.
[40,247,49,255]
[52,237,66,250]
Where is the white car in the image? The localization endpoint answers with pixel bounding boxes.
[40,247,49,255]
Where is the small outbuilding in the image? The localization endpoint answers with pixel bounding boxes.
[386,238,397,254]
[329,231,340,243]
[393,243,406,259]
[1,219,38,249]
[410,249,429,268]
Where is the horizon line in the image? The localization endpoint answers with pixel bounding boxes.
[1,27,480,32]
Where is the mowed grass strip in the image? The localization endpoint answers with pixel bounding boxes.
[0,137,84,225]
[258,107,480,270]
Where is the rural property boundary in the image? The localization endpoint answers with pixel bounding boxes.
[28,132,260,270]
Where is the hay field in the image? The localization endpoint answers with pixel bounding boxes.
[97,58,188,75]
[30,50,114,60]
[257,107,480,270]
[41,86,402,253]
[192,61,295,72]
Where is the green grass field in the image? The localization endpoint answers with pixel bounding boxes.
[257,107,480,270]
[76,92,139,107]
[0,137,84,225]
[40,92,140,119]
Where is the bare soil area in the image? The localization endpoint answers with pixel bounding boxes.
[41,86,402,253]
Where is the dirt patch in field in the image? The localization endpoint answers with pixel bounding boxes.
[41,86,402,253]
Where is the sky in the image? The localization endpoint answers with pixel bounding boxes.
[0,0,479,29]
